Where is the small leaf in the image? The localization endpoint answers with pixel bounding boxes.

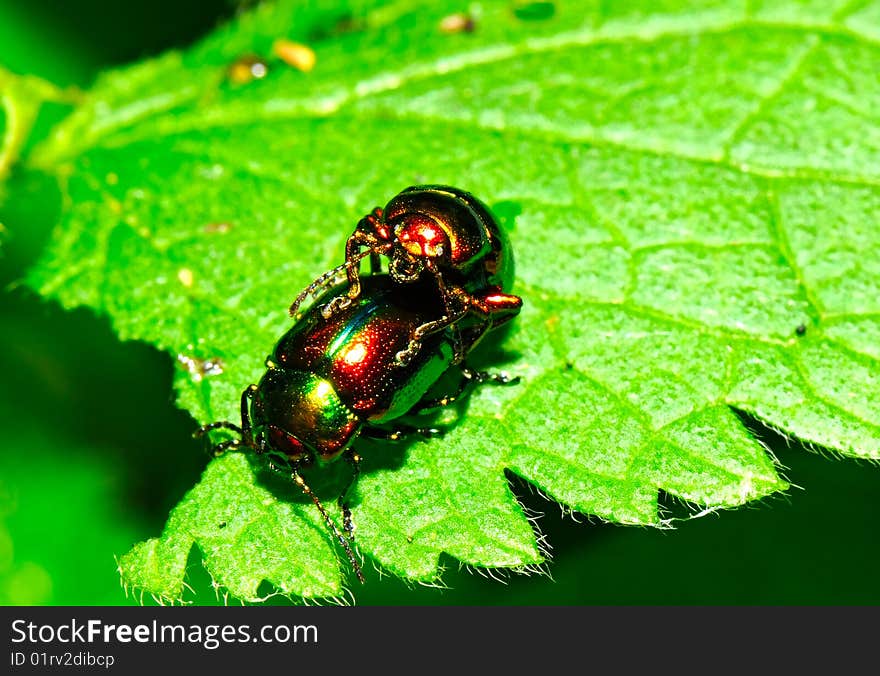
[19,0,880,601]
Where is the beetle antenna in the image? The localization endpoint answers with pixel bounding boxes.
[291,469,366,584]
[288,250,373,318]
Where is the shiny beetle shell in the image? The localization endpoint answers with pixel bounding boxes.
[253,275,454,464]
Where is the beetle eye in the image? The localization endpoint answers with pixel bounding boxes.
[267,425,307,460]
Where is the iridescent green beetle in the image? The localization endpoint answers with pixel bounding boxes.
[197,188,522,583]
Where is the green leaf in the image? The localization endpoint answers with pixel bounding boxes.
[21,0,880,601]
[0,432,144,605]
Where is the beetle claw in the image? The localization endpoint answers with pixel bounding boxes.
[321,295,352,318]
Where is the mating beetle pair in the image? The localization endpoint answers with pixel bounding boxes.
[196,185,522,583]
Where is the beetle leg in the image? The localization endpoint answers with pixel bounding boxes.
[410,365,520,413]
[471,287,523,328]
[412,310,468,338]
[193,427,244,458]
[409,375,472,413]
[437,287,523,361]
[240,384,257,446]
[361,425,442,442]
[193,384,258,455]
[394,307,469,366]
[313,226,392,319]
[344,225,385,298]
[397,269,486,365]
[396,272,471,365]
[211,439,243,457]
[193,421,242,437]
[365,207,390,275]
[461,366,521,386]
[338,450,362,541]
[320,293,353,318]
[368,250,382,275]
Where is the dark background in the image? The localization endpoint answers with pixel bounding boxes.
[1,0,878,605]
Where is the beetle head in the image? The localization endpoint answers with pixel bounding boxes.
[252,369,360,465]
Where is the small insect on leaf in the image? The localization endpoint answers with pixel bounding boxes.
[439,13,477,34]
[272,39,317,73]
[227,55,269,84]
[195,186,523,585]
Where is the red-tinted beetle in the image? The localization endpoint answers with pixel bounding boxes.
[198,275,520,583]
[289,185,522,365]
